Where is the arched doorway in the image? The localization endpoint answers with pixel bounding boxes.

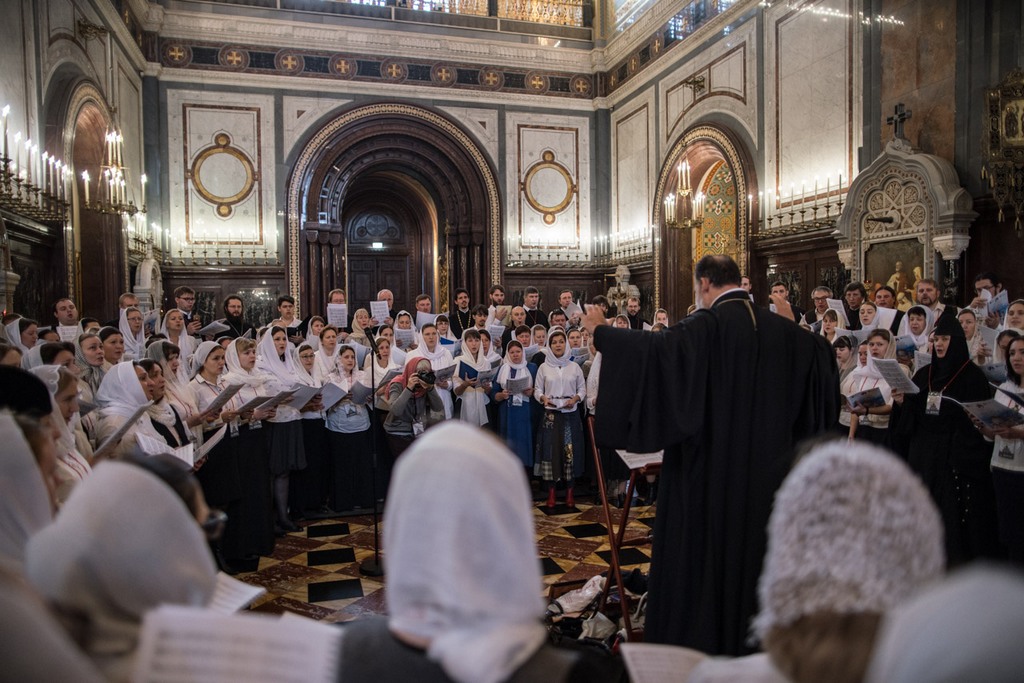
[287,103,500,316]
[653,125,755,315]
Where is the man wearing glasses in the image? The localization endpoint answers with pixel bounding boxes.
[804,286,833,326]
[174,286,203,335]
[970,272,1005,330]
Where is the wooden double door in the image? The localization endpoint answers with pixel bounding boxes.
[347,254,412,312]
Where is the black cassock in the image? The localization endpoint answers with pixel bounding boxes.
[593,289,838,655]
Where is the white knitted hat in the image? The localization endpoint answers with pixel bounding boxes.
[752,440,944,640]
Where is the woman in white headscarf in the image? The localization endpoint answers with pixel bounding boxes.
[93,361,160,461]
[30,366,93,505]
[256,326,307,532]
[160,308,196,378]
[0,408,54,571]
[338,422,621,683]
[290,342,330,518]
[74,332,106,408]
[407,322,454,419]
[491,340,537,476]
[5,315,37,353]
[118,306,146,362]
[147,341,205,444]
[533,328,586,508]
[839,328,902,444]
[25,461,217,683]
[323,344,372,512]
[313,324,341,382]
[453,328,491,426]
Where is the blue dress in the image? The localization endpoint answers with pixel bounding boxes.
[492,363,538,469]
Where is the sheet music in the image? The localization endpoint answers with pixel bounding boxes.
[92,401,154,459]
[563,301,583,320]
[982,361,1007,384]
[318,382,348,410]
[326,303,348,329]
[394,327,416,349]
[143,309,161,336]
[285,384,321,410]
[257,389,298,411]
[369,300,390,322]
[197,320,231,337]
[487,323,506,342]
[978,324,998,351]
[616,450,664,469]
[415,311,438,329]
[522,343,540,358]
[204,383,246,415]
[476,367,497,383]
[348,381,373,405]
[504,375,531,394]
[236,395,270,415]
[208,572,267,614]
[196,425,228,461]
[620,643,707,683]
[988,289,1009,318]
[433,364,457,382]
[914,351,932,371]
[132,605,341,683]
[872,358,920,394]
[874,306,897,330]
[375,367,402,387]
[56,324,80,342]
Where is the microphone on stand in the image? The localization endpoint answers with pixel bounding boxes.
[365,327,382,359]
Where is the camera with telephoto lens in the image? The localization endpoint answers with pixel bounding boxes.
[416,370,436,385]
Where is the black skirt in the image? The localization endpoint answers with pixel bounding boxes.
[268,419,307,476]
[328,428,374,512]
[228,423,275,559]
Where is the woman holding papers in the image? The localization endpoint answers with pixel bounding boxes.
[291,343,330,519]
[190,341,247,567]
[118,307,146,362]
[492,340,537,474]
[98,326,124,370]
[304,315,325,351]
[453,329,491,426]
[94,361,161,461]
[979,337,1024,565]
[479,330,502,432]
[147,342,205,444]
[379,324,407,367]
[348,308,371,347]
[839,329,900,443]
[313,324,341,382]
[890,309,1000,566]
[30,365,92,506]
[138,360,192,449]
[222,338,276,560]
[384,357,444,458]
[534,328,586,508]
[393,311,419,352]
[833,336,858,384]
[818,310,843,344]
[408,323,455,419]
[326,345,374,512]
[256,327,307,532]
[160,308,196,376]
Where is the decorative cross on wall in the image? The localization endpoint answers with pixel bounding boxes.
[887,103,912,140]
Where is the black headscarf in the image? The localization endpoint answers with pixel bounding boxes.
[926,308,971,389]
[0,366,53,417]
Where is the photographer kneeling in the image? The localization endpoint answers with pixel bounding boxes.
[384,357,445,458]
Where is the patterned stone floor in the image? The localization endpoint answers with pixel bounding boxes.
[239,498,655,622]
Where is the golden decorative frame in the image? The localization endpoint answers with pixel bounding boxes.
[522,150,576,224]
[189,132,257,218]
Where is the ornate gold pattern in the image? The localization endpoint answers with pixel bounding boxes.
[522,150,575,224]
[497,0,584,27]
[286,104,501,303]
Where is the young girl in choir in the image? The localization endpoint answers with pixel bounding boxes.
[434,313,457,342]
[492,340,537,476]
[256,327,307,531]
[833,335,858,383]
[859,301,879,331]
[99,327,124,370]
[534,328,586,508]
[613,314,630,329]
[531,324,547,348]
[326,345,375,511]
[221,337,276,562]
[819,309,842,344]
[160,308,196,376]
[840,329,901,444]
[453,328,491,426]
[119,307,146,362]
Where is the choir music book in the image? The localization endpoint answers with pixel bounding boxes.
[326,303,348,329]
[476,367,497,383]
[826,298,851,327]
[988,289,1009,319]
[56,324,80,342]
[457,363,478,380]
[439,336,458,346]
[504,375,531,394]
[285,384,321,410]
[433,364,457,382]
[255,388,299,411]
[415,310,438,329]
[197,320,231,337]
[375,367,402,388]
[487,323,506,342]
[942,396,1024,430]
[235,395,271,415]
[620,643,707,683]
[394,327,416,349]
[317,382,348,411]
[845,387,886,410]
[203,383,246,415]
[871,358,920,394]
[347,381,373,405]
[615,450,664,469]
[208,572,267,614]
[91,401,154,460]
[133,605,341,683]
[369,300,390,322]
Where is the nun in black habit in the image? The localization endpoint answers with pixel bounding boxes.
[889,308,1002,567]
[584,255,839,657]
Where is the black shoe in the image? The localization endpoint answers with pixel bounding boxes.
[276,519,300,533]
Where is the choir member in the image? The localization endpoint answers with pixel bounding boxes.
[533,327,585,508]
[492,340,536,477]
[118,307,145,361]
[94,361,161,460]
[326,345,374,511]
[349,307,371,347]
[304,315,325,351]
[0,340,22,366]
[29,365,92,505]
[98,326,124,370]
[74,332,105,406]
[958,308,991,365]
[453,329,490,427]
[147,341,206,444]
[840,329,900,444]
[138,359,192,449]
[4,316,36,352]
[291,343,330,517]
[313,324,340,382]
[160,308,196,377]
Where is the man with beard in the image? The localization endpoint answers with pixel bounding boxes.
[487,285,511,329]
[583,254,838,656]
[523,286,546,329]
[625,296,646,330]
[449,288,472,340]
[217,294,256,339]
[915,278,946,318]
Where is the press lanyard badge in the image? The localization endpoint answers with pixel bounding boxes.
[926,392,942,415]
[412,421,425,436]
[512,394,523,407]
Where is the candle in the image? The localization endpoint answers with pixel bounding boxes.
[748,194,753,224]
[81,170,90,205]
[24,140,32,184]
[1,105,9,161]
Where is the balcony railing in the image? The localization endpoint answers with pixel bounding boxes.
[329,0,588,27]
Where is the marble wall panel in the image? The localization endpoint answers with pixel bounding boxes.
[765,0,861,215]
[117,64,144,209]
[282,96,352,162]
[504,112,591,258]
[166,89,276,255]
[0,1,31,144]
[437,105,499,169]
[660,19,758,155]
[611,88,655,236]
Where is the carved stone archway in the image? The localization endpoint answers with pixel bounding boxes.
[287,103,501,315]
[653,124,755,312]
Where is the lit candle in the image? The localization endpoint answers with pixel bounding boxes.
[81,170,90,205]
[24,140,32,184]
[758,191,764,223]
[1,105,9,161]
[826,174,831,198]
[13,132,21,173]
[748,194,753,224]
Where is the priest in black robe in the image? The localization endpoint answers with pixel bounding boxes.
[582,255,839,656]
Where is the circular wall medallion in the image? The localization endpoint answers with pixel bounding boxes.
[163,43,191,67]
[525,71,549,94]
[431,64,456,86]
[479,68,503,90]
[330,55,355,79]
[522,150,574,224]
[276,50,304,74]
[380,60,408,82]
[189,133,257,219]
[570,75,592,97]
[218,46,249,70]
